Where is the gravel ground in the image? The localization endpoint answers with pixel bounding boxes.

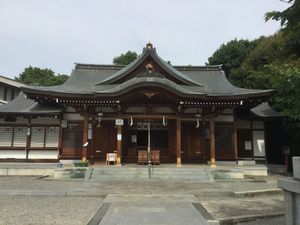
[0,175,286,225]
[0,176,84,190]
[0,196,104,225]
[0,175,283,194]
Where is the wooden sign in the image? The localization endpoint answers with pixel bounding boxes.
[115,119,124,126]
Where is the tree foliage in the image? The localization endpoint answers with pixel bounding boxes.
[15,66,68,86]
[113,51,138,65]
[206,0,300,158]
[208,38,263,78]
[265,0,300,56]
[230,33,286,89]
[266,63,300,119]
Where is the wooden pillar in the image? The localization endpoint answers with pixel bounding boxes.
[116,125,122,165]
[82,111,89,162]
[176,118,182,167]
[209,115,216,167]
[233,121,238,162]
[58,119,63,159]
[26,118,31,160]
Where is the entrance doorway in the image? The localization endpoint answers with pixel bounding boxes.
[124,120,169,163]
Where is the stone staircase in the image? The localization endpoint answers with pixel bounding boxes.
[87,167,213,182]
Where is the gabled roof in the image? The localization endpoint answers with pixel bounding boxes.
[97,43,201,86]
[21,43,273,100]
[0,75,23,88]
[0,92,65,116]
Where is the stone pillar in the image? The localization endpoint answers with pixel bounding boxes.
[116,125,122,166]
[82,111,89,162]
[176,119,182,167]
[209,115,216,167]
[278,157,300,225]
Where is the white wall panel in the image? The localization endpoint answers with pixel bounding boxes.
[28,150,58,159]
[30,127,45,147]
[0,127,12,147]
[63,114,83,121]
[13,127,27,147]
[215,115,233,122]
[253,130,265,157]
[0,150,26,159]
[45,127,59,147]
[31,118,59,125]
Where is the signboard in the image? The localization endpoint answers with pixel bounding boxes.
[107,153,116,162]
[245,141,252,150]
[115,119,124,126]
[131,135,137,143]
[117,134,122,141]
[88,123,92,139]
[61,120,68,128]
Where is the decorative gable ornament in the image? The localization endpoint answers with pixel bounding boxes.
[145,63,154,75]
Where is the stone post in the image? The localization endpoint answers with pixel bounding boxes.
[278,157,300,225]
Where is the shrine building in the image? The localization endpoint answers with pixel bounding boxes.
[0,43,281,166]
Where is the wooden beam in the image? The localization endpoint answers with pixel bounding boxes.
[209,115,216,167]
[176,119,182,167]
[103,114,181,120]
[82,111,89,162]
[116,125,122,165]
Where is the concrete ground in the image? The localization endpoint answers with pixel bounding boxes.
[0,175,286,225]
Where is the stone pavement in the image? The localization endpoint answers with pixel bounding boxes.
[94,194,209,225]
[0,175,286,225]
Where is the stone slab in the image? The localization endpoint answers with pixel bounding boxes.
[278,178,300,194]
[293,157,300,179]
[0,168,55,176]
[99,202,208,225]
[103,194,199,203]
[234,188,283,197]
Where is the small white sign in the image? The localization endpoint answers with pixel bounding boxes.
[83,142,89,147]
[117,134,122,141]
[88,123,92,139]
[107,153,116,161]
[115,119,124,126]
[245,141,252,150]
[61,120,68,128]
[131,135,137,143]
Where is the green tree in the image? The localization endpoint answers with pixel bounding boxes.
[230,33,286,89]
[267,63,300,119]
[15,66,68,86]
[113,51,138,65]
[265,0,300,56]
[207,38,264,78]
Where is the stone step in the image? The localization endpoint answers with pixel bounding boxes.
[89,168,210,181]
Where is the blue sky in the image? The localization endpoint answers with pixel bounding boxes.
[0,0,289,78]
